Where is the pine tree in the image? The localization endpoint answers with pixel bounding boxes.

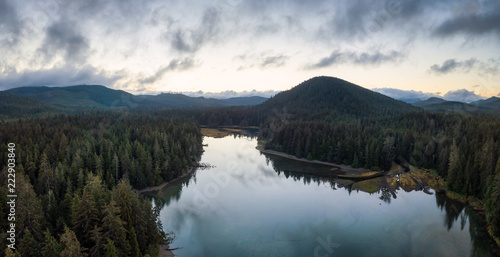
[102,199,130,257]
[72,189,99,248]
[59,226,85,257]
[104,239,118,257]
[18,229,41,257]
[128,227,140,257]
[41,229,62,257]
[88,225,105,257]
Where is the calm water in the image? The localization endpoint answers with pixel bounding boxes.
[150,132,498,257]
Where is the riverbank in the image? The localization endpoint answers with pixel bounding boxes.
[137,166,196,194]
[256,146,373,175]
[138,166,197,257]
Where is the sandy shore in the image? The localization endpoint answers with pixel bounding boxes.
[256,146,373,175]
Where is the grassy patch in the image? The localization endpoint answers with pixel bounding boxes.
[201,128,229,138]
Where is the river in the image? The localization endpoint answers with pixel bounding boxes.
[147,131,498,256]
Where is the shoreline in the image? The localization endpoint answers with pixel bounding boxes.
[138,166,198,257]
[137,166,196,194]
[256,146,373,175]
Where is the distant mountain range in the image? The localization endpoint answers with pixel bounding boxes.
[3,85,268,110]
[1,80,499,120]
[411,96,500,114]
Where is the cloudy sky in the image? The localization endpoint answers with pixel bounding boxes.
[0,0,499,100]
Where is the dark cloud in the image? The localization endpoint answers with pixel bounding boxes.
[260,55,289,68]
[434,1,500,37]
[372,88,439,101]
[0,65,123,90]
[169,7,220,53]
[0,0,22,45]
[140,58,198,84]
[443,89,485,102]
[308,50,403,69]
[37,19,90,63]
[430,58,499,75]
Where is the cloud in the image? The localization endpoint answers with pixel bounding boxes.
[443,89,485,102]
[234,52,290,70]
[37,19,90,64]
[308,50,403,69]
[372,88,440,102]
[140,58,199,84]
[0,0,22,45]
[430,58,499,75]
[260,55,289,68]
[0,65,123,90]
[434,1,500,38]
[374,88,488,103]
[429,59,475,74]
[176,89,280,99]
[168,7,221,53]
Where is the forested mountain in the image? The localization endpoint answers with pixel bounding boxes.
[0,113,203,256]
[219,96,267,106]
[472,97,500,111]
[2,85,268,113]
[412,97,447,107]
[255,76,418,121]
[0,92,63,119]
[413,97,500,114]
[5,85,137,109]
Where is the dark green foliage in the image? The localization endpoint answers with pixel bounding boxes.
[0,91,62,119]
[128,227,140,257]
[104,239,118,257]
[0,113,203,256]
[41,229,62,257]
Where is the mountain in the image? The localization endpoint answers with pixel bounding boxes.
[256,76,419,121]
[471,97,500,111]
[139,93,222,109]
[412,97,447,107]
[4,85,268,111]
[412,97,499,114]
[220,96,267,106]
[5,85,138,109]
[0,91,63,119]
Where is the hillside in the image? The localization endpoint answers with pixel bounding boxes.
[5,85,138,109]
[3,85,268,114]
[0,91,63,119]
[413,97,499,114]
[472,97,500,111]
[412,97,447,107]
[256,76,419,121]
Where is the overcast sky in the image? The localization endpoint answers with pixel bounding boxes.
[0,0,499,99]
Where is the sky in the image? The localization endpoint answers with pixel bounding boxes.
[0,0,499,100]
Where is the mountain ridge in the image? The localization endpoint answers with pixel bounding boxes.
[4,85,268,110]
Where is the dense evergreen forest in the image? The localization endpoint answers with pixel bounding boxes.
[0,113,203,256]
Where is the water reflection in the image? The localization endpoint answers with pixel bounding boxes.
[263,151,500,256]
[148,133,499,256]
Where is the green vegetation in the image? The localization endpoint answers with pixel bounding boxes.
[0,113,202,256]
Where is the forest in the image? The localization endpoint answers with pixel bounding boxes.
[0,113,203,256]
